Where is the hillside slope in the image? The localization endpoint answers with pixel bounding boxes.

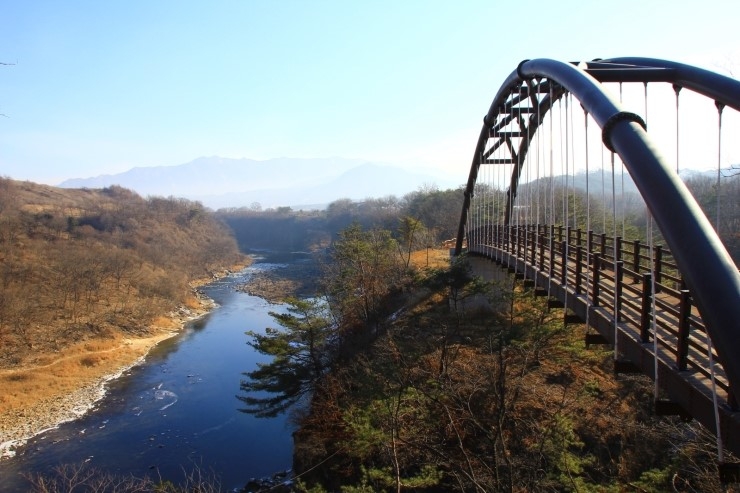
[0,178,245,367]
[0,178,245,450]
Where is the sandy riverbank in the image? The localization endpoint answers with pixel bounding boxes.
[0,293,217,460]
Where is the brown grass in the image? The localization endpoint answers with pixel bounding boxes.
[409,247,451,270]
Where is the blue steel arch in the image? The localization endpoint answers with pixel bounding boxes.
[455,58,740,410]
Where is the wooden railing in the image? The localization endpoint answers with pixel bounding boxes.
[467,224,728,397]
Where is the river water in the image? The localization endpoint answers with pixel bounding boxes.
[0,259,294,491]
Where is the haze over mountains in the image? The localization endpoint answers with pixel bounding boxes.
[58,156,728,211]
[59,157,463,210]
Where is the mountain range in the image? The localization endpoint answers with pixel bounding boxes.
[58,156,727,211]
[59,157,464,210]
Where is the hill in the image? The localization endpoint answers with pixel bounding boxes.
[0,178,245,451]
[0,178,244,368]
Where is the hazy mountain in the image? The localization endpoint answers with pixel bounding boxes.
[59,157,462,209]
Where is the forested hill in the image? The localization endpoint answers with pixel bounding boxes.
[0,178,244,368]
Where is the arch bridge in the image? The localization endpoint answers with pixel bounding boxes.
[454,58,740,467]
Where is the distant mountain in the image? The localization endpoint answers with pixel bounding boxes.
[520,168,730,196]
[59,157,461,209]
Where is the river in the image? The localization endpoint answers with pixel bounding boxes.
[0,259,295,491]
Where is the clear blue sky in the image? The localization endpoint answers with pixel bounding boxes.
[1,0,738,185]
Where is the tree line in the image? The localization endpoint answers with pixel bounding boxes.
[216,185,463,253]
[217,174,739,266]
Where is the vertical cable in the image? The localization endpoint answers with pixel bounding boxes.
[611,150,618,359]
[535,79,542,272]
[674,85,682,174]
[715,102,725,233]
[584,107,592,330]
[564,93,571,303]
[710,100,726,464]
[648,212,659,401]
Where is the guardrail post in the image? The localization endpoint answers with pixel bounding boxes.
[575,246,583,294]
[539,233,545,271]
[632,239,641,283]
[654,245,663,293]
[615,261,624,322]
[600,233,607,266]
[592,253,601,306]
[560,240,567,285]
[676,289,691,370]
[567,226,573,249]
[530,226,537,265]
[640,273,653,343]
[548,230,555,280]
[517,226,523,259]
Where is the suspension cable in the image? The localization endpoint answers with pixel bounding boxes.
[584,107,592,331]
[648,211,659,401]
[710,100,726,464]
[611,150,618,360]
[674,84,682,174]
[715,102,725,233]
[566,93,575,304]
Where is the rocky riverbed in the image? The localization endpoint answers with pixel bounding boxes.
[238,257,321,302]
[0,298,216,460]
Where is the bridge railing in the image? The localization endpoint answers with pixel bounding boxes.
[468,224,730,399]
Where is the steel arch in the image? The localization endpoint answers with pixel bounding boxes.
[455,58,740,403]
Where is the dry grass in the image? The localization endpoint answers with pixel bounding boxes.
[0,327,184,447]
[409,247,451,270]
[0,335,137,413]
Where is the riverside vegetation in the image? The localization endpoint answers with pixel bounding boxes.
[242,233,734,492]
[0,177,245,456]
[5,173,739,491]
[228,174,738,491]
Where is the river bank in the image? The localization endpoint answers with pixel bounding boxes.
[0,264,248,461]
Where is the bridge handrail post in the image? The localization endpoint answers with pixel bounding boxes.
[640,273,653,343]
[558,225,564,242]
[548,231,555,280]
[575,246,583,294]
[530,226,536,265]
[676,289,691,371]
[560,240,568,285]
[517,225,523,259]
[615,261,624,322]
[632,239,641,283]
[654,245,663,293]
[539,233,546,271]
[587,230,594,254]
[600,233,607,267]
[592,253,601,306]
[567,226,573,249]
[616,236,623,263]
